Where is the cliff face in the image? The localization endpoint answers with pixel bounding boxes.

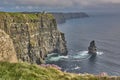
[0,12,67,64]
[52,12,89,24]
[0,29,18,63]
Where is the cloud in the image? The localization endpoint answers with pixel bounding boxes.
[1,0,120,7]
[0,0,120,11]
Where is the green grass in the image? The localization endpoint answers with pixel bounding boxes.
[0,62,119,80]
[0,62,63,80]
[0,12,54,23]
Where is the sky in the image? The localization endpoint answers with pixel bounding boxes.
[0,0,120,12]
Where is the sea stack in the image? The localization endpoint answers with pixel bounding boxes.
[88,40,97,54]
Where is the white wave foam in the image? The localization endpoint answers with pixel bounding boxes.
[46,51,104,62]
[72,51,90,59]
[47,53,58,57]
[74,66,81,70]
[46,53,68,62]
[97,51,104,55]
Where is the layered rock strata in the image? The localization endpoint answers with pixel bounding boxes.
[0,12,67,64]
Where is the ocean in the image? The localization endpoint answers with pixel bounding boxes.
[46,13,120,76]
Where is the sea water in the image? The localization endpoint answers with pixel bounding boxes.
[46,13,120,76]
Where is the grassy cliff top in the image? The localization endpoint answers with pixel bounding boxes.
[0,62,119,80]
[0,12,54,22]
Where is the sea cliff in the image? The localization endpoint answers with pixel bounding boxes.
[0,12,67,64]
[0,12,120,79]
[52,12,89,24]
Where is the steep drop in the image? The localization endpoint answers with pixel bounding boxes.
[0,12,67,64]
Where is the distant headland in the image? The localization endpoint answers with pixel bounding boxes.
[51,12,89,24]
[22,12,89,24]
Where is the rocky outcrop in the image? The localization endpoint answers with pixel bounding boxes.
[0,12,67,64]
[52,12,89,24]
[0,29,18,63]
[88,40,97,54]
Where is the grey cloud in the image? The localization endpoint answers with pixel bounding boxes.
[0,0,120,11]
[1,0,120,7]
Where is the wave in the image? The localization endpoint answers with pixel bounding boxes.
[45,51,104,62]
[45,53,69,62]
[72,51,90,59]
[74,66,81,70]
[97,51,104,55]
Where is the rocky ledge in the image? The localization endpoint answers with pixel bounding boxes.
[0,12,67,64]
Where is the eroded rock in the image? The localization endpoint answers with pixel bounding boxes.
[0,29,18,63]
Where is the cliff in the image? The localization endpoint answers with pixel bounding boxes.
[0,29,17,63]
[52,12,89,24]
[0,12,67,64]
[0,62,120,80]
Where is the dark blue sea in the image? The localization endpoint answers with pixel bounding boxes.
[46,13,120,76]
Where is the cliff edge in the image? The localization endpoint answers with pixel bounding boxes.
[0,12,67,64]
